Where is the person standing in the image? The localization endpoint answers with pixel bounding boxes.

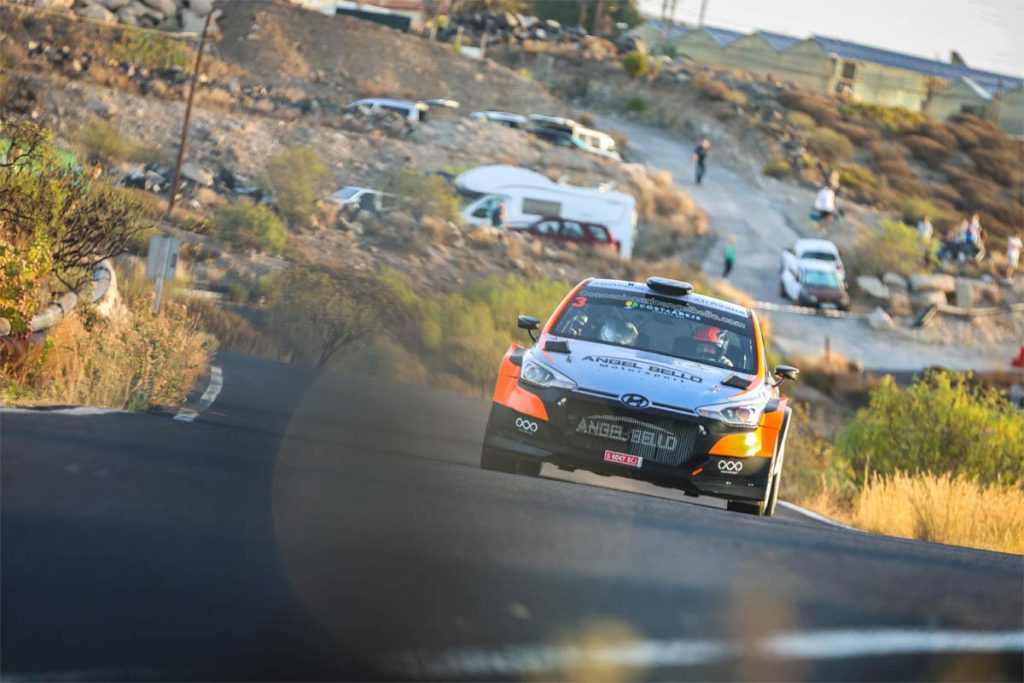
[916,215,933,242]
[813,182,837,230]
[490,200,507,229]
[692,138,712,185]
[1007,233,1022,280]
[723,238,736,278]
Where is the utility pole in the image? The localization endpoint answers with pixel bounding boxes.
[698,0,709,27]
[167,10,213,216]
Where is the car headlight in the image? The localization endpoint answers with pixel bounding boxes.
[520,359,577,390]
[697,399,767,428]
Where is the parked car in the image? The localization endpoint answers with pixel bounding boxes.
[782,238,846,282]
[509,216,620,252]
[779,260,850,311]
[526,115,621,161]
[328,186,396,215]
[469,110,527,128]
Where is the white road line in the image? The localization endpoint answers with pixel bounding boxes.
[388,629,1024,678]
[778,500,861,532]
[174,365,223,423]
[0,407,124,416]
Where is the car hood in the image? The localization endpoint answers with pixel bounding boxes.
[532,338,762,410]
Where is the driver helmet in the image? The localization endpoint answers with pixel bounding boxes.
[562,310,589,337]
[599,318,639,346]
[693,325,727,362]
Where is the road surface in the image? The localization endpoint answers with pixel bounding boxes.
[3,352,1022,680]
[604,116,1019,371]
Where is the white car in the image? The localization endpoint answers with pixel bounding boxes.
[342,98,429,122]
[469,111,527,129]
[328,186,396,214]
[782,238,846,282]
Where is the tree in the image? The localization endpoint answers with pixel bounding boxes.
[1,121,153,332]
[214,201,287,254]
[382,169,460,221]
[267,266,384,367]
[262,146,331,229]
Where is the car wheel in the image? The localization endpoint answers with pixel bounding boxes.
[515,459,542,477]
[779,281,787,298]
[727,496,767,516]
[480,446,516,474]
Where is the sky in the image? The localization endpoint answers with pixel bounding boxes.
[637,0,1024,77]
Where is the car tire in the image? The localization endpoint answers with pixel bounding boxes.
[779,280,786,298]
[480,446,516,474]
[515,459,542,477]
[727,497,767,516]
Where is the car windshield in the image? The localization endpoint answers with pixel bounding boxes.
[550,286,758,373]
[336,187,360,200]
[802,250,836,261]
[803,269,841,288]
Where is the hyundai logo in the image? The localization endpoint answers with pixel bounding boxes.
[620,393,650,409]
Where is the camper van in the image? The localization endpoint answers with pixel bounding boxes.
[457,166,638,258]
[526,115,622,161]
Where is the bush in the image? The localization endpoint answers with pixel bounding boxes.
[383,168,460,222]
[971,147,1023,186]
[838,372,1024,487]
[577,112,596,127]
[841,102,924,133]
[780,90,840,126]
[915,120,958,150]
[624,96,647,113]
[186,298,280,358]
[75,118,164,164]
[785,111,816,130]
[692,73,747,105]
[846,218,924,277]
[832,120,881,145]
[213,202,287,253]
[262,146,331,229]
[903,134,950,166]
[620,51,649,79]
[2,294,212,410]
[836,163,880,203]
[762,157,792,178]
[805,126,854,162]
[109,29,192,71]
[900,195,953,226]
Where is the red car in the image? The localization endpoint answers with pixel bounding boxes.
[509,217,619,252]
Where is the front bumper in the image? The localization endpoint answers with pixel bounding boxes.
[483,392,773,503]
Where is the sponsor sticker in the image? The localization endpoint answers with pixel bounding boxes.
[604,450,643,468]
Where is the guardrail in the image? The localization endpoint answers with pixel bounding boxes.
[0,260,115,337]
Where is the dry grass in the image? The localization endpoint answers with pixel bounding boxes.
[798,473,1024,555]
[185,297,282,359]
[3,301,212,410]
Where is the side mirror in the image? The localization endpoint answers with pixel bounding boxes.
[517,315,540,342]
[773,365,800,386]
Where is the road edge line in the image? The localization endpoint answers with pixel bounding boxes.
[778,500,861,532]
[174,365,223,423]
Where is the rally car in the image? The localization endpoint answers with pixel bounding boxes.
[480,277,799,516]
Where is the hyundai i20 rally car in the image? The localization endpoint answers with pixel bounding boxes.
[480,277,800,516]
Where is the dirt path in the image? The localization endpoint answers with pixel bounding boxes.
[603,116,1017,372]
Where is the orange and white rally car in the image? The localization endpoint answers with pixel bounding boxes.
[480,277,799,517]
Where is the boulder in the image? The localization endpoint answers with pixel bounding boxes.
[911,290,948,308]
[888,291,913,317]
[77,4,117,22]
[909,273,956,293]
[867,306,895,331]
[35,0,74,8]
[187,0,212,15]
[139,0,177,16]
[103,0,130,9]
[180,7,205,33]
[131,0,164,21]
[954,278,975,308]
[855,275,890,301]
[882,272,908,291]
[116,8,137,24]
[181,162,213,187]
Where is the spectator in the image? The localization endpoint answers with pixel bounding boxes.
[813,182,838,230]
[916,215,933,242]
[723,238,736,278]
[490,201,507,228]
[692,138,712,185]
[1007,233,1022,280]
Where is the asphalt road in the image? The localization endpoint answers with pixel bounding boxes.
[3,352,1022,681]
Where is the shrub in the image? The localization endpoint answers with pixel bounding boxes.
[915,120,957,150]
[900,195,954,226]
[624,96,647,113]
[110,29,192,71]
[838,371,1024,486]
[832,119,881,145]
[947,113,1008,149]
[577,112,596,127]
[971,147,1023,186]
[621,51,649,79]
[74,118,164,164]
[2,294,212,410]
[836,163,879,203]
[383,168,460,222]
[780,90,840,126]
[262,146,331,229]
[845,218,924,277]
[841,102,924,133]
[785,111,816,130]
[213,201,287,254]
[186,298,281,359]
[903,134,950,166]
[691,73,745,105]
[762,157,792,178]
[805,126,854,162]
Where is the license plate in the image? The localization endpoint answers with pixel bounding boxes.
[604,450,643,468]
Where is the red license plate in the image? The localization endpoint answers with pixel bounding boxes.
[604,450,643,468]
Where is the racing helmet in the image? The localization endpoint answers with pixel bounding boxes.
[692,325,727,362]
[599,318,639,346]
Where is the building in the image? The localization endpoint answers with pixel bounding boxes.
[633,20,1024,135]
